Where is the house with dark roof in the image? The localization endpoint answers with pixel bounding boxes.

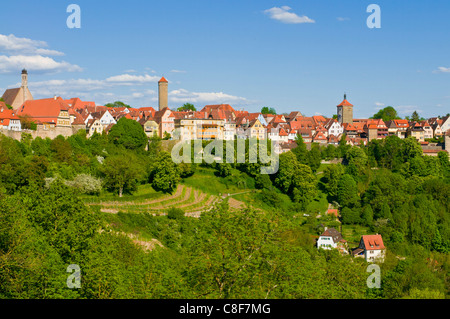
[317,227,348,254]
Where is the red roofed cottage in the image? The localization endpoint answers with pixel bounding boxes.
[352,234,386,263]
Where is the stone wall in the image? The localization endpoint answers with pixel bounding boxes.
[1,126,82,141]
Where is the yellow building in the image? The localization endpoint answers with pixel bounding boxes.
[174,117,225,140]
[248,118,266,140]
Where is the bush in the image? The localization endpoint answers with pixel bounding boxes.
[260,188,281,207]
[65,174,103,195]
[254,174,272,190]
[167,207,185,220]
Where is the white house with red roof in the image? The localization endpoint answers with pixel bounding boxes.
[324,118,344,137]
[0,103,22,131]
[90,109,117,127]
[352,234,386,263]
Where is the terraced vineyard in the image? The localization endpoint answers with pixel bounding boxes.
[86,184,221,217]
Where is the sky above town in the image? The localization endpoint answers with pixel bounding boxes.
[0,0,449,118]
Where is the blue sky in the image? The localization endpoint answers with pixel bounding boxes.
[0,0,449,118]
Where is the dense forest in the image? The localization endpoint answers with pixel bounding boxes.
[0,117,448,299]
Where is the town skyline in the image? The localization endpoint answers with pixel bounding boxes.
[0,0,450,118]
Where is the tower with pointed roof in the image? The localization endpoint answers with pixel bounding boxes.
[1,69,34,110]
[337,93,353,125]
[158,76,168,111]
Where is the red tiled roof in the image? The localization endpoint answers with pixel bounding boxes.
[17,97,70,123]
[0,107,20,121]
[159,77,168,83]
[201,104,236,114]
[327,209,338,217]
[337,99,353,107]
[362,235,385,250]
[313,115,327,125]
[313,131,327,140]
[279,127,288,136]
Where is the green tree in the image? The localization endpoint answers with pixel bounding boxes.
[50,135,73,164]
[18,114,37,130]
[410,111,420,121]
[337,174,359,208]
[101,153,144,197]
[361,205,374,226]
[177,103,196,111]
[344,146,368,175]
[372,106,400,122]
[341,207,361,224]
[254,173,272,190]
[215,163,232,177]
[403,136,423,160]
[108,117,148,150]
[150,151,181,193]
[105,101,131,108]
[320,164,345,200]
[307,143,322,172]
[167,207,185,220]
[292,132,308,164]
[261,106,276,115]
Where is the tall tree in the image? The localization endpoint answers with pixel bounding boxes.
[101,152,144,197]
[150,151,181,193]
[108,117,148,150]
[337,174,359,208]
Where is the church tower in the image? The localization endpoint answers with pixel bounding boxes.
[337,94,354,125]
[1,69,33,110]
[158,76,168,111]
[21,69,28,102]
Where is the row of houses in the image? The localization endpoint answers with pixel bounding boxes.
[2,95,450,150]
[317,227,386,263]
[1,72,450,151]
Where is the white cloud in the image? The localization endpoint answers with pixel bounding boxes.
[374,102,385,108]
[170,69,186,73]
[434,66,450,73]
[28,73,160,95]
[169,88,249,104]
[19,73,252,109]
[0,34,64,56]
[264,6,315,24]
[0,34,82,74]
[105,73,160,84]
[396,105,423,116]
[337,17,350,21]
[0,55,82,73]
